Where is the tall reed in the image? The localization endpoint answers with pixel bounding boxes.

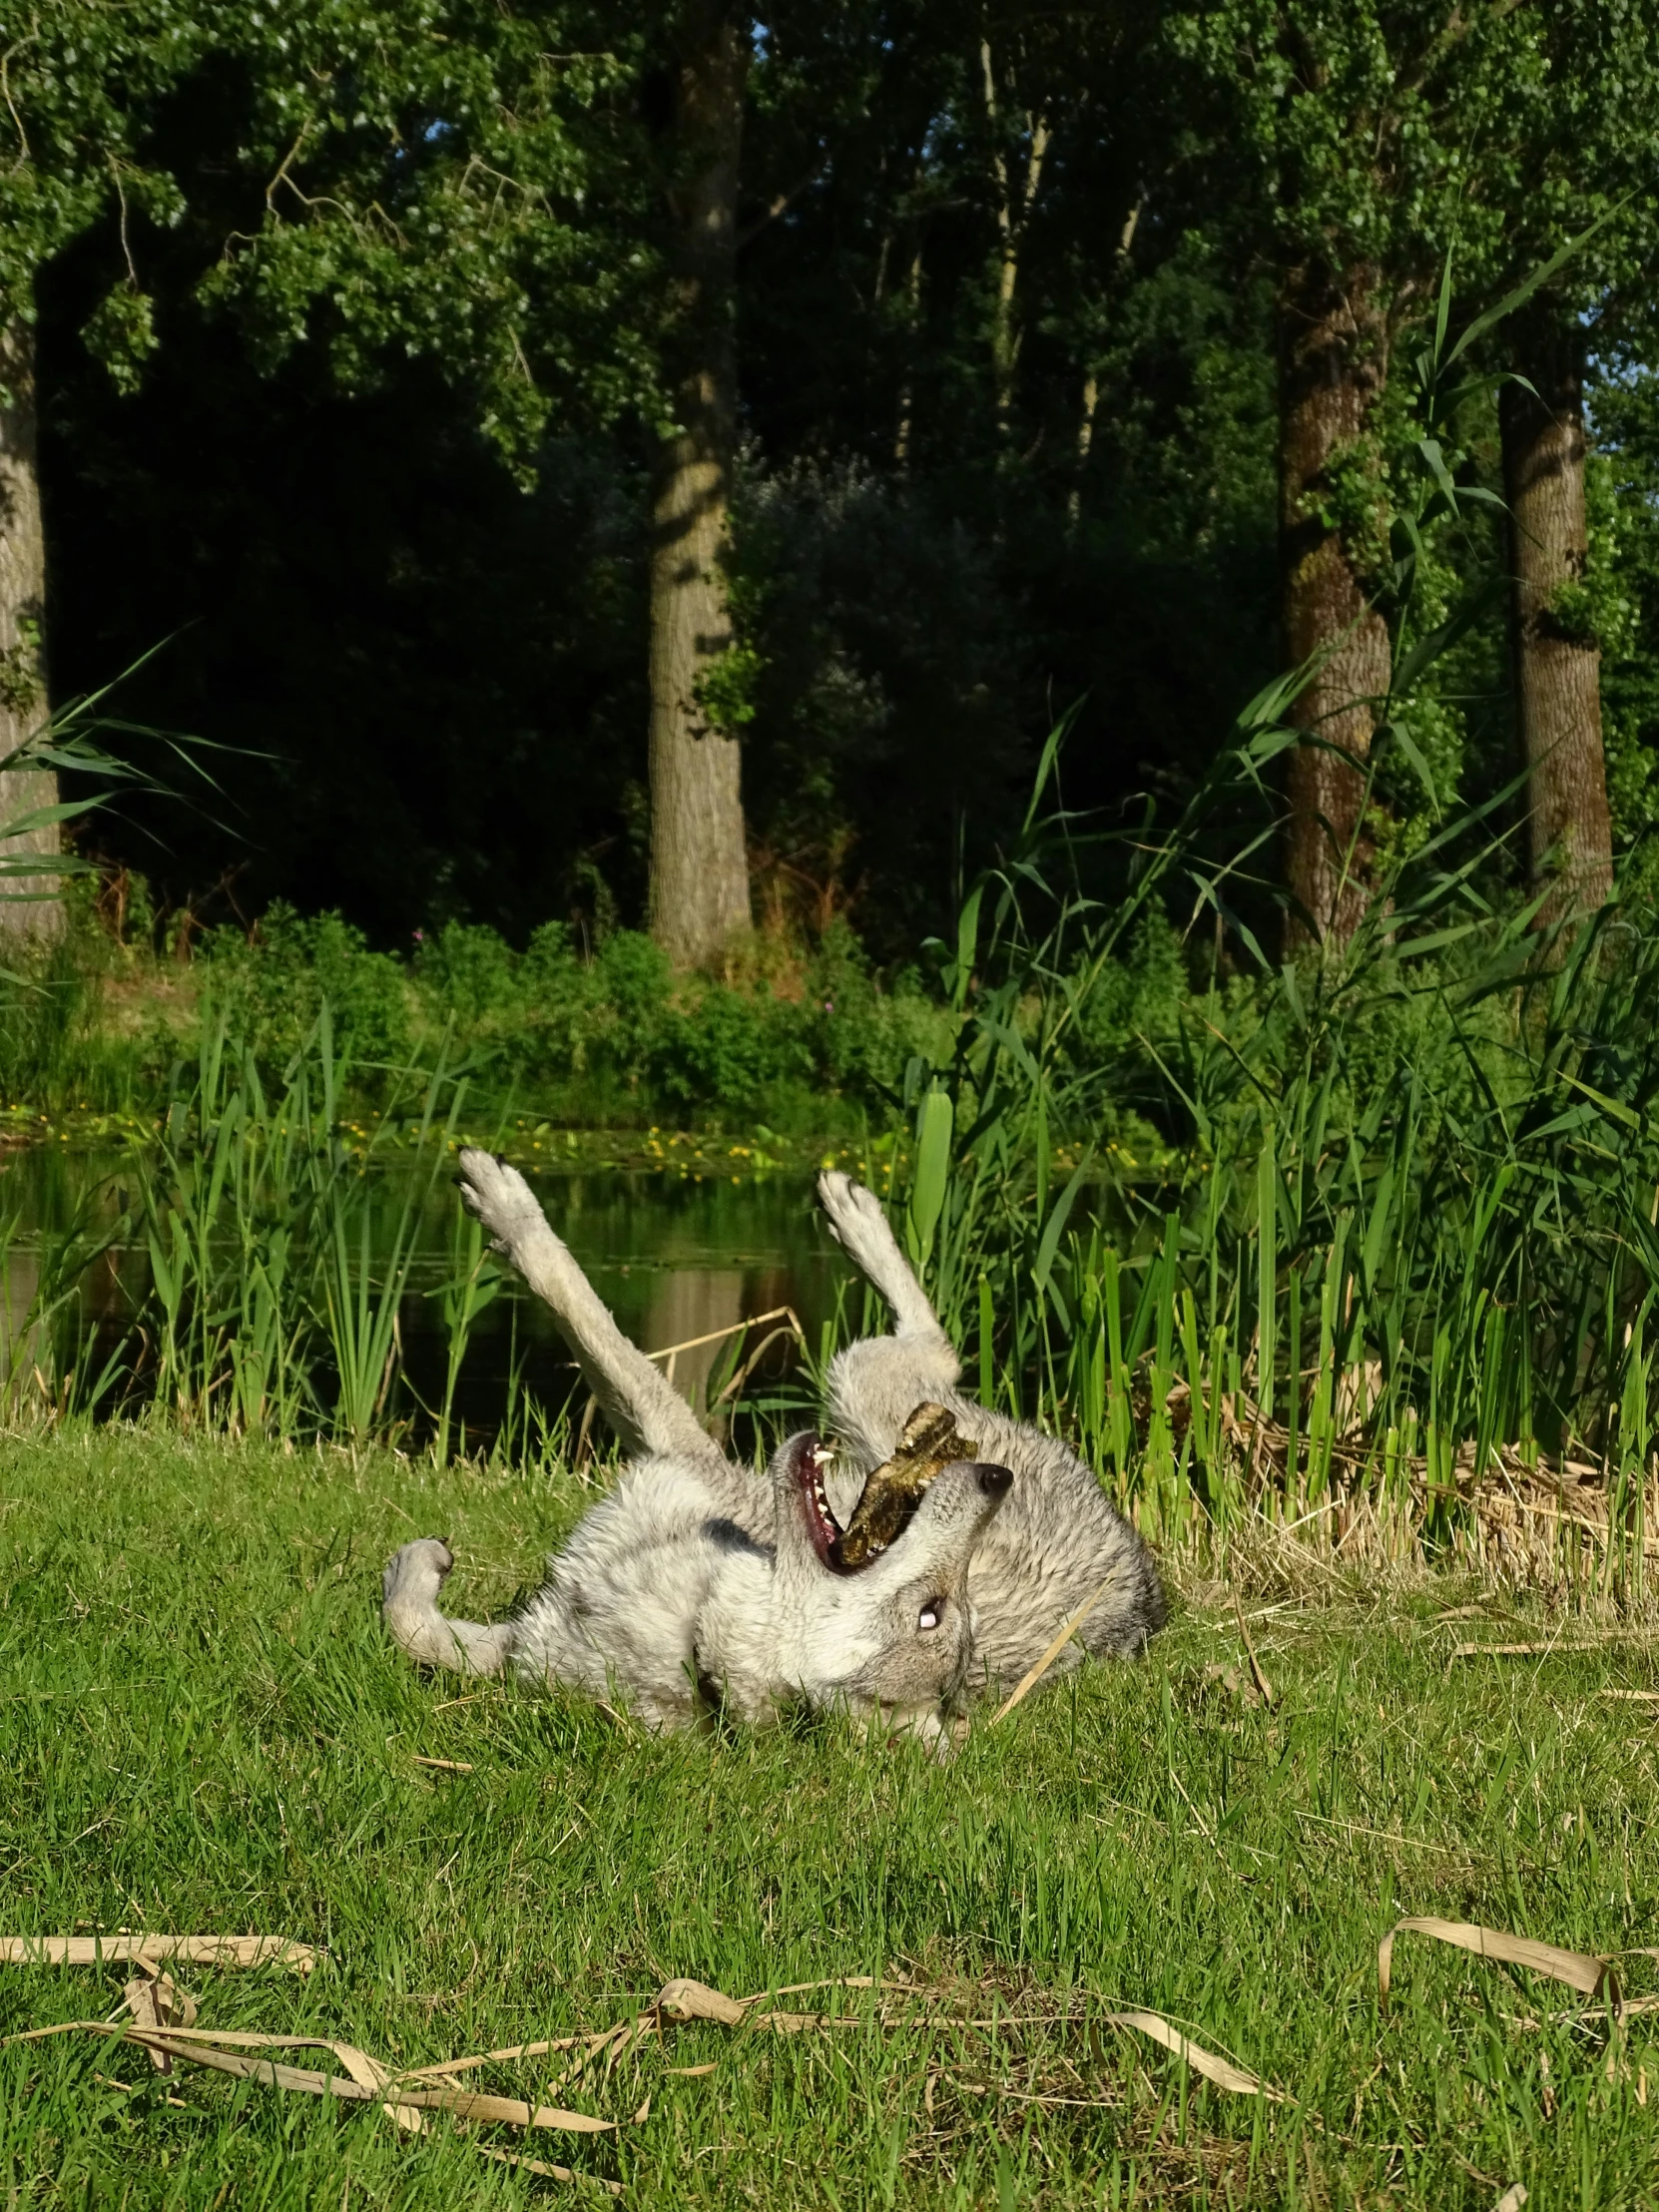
[2,1007,487,1447]
[864,262,1659,1589]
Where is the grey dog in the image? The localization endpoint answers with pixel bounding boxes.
[381,1154,1164,1747]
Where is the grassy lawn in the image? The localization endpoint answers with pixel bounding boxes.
[1,1427,1656,2208]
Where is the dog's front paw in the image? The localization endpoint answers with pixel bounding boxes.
[884,1705,964,1762]
[457,1148,545,1256]
[381,1536,454,1616]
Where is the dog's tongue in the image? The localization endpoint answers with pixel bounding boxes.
[834,1402,980,1570]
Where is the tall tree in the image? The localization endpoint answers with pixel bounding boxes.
[646,6,751,967]
[1163,1,1659,947]
[1161,5,1453,946]
[1476,7,1659,915]
[1276,262,1390,948]
[976,34,1050,435]
[196,2,898,967]
[1500,322,1612,909]
[0,320,53,925]
[0,1,196,935]
[188,5,726,944]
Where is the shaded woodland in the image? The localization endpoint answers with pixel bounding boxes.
[2,3,1658,967]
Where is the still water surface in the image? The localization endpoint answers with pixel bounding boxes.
[1,1144,848,1439]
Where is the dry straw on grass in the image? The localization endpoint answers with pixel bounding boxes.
[1181,1390,1659,1591]
[1163,1414,1659,1623]
[0,1936,318,1971]
[5,1915,1653,2194]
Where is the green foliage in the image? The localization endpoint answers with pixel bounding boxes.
[0,0,196,345]
[1164,0,1659,312]
[0,619,44,718]
[0,938,116,1111]
[201,904,412,1068]
[691,640,765,736]
[1305,429,1391,584]
[198,3,663,463]
[170,906,945,1125]
[78,284,159,393]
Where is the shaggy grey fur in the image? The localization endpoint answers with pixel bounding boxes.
[381,1152,1009,1746]
[816,1172,1166,1693]
[380,1151,1164,1741]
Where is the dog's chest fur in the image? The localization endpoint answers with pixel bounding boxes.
[511,1454,779,1728]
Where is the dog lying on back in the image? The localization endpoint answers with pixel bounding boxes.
[381,1155,1164,1746]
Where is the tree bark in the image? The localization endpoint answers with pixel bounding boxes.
[979,41,1049,432]
[1499,318,1613,915]
[1278,264,1391,953]
[647,9,751,970]
[0,317,61,939]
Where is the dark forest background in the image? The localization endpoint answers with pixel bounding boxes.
[38,203,1273,962]
[8,2,1659,971]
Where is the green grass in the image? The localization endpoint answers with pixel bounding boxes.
[2,1430,1658,2206]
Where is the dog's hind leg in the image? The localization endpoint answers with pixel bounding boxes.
[457,1150,725,1469]
[817,1172,952,1348]
[381,1539,516,1675]
[817,1172,961,1470]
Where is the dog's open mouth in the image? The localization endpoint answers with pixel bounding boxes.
[794,1403,980,1574]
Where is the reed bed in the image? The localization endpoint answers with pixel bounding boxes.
[5,852,1659,1614]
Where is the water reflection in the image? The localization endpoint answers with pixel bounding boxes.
[485,1166,835,1437]
[0,1144,843,1443]
[1,1248,40,1382]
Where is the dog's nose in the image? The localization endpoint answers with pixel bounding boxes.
[975,1461,1013,1502]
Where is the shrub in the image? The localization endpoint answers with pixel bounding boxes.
[200,904,413,1069]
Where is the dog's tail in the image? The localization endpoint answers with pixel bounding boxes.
[381,1538,515,1675]
[457,1149,724,1466]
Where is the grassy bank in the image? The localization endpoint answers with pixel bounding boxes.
[1,1427,1656,2208]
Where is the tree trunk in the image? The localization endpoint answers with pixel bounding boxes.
[1499,318,1612,916]
[1066,370,1098,530]
[1278,264,1391,953]
[894,241,922,469]
[647,9,751,970]
[0,317,61,939]
[979,41,1049,432]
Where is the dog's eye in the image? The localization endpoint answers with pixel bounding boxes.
[917,1601,942,1632]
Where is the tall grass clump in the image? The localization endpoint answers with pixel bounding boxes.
[867,260,1659,1588]
[0,1007,524,1452]
[878,782,1659,1580]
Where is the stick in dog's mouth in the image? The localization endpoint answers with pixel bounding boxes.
[794,1404,981,1574]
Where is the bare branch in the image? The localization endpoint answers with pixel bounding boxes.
[735,158,825,251]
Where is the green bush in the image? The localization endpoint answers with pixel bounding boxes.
[181,905,950,1125]
[200,903,412,1069]
[7,884,1190,1132]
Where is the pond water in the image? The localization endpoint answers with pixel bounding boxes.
[0,1142,855,1443]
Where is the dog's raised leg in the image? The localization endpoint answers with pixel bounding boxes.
[457,1149,726,1469]
[817,1172,962,1469]
[817,1171,956,1352]
[381,1539,516,1675]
